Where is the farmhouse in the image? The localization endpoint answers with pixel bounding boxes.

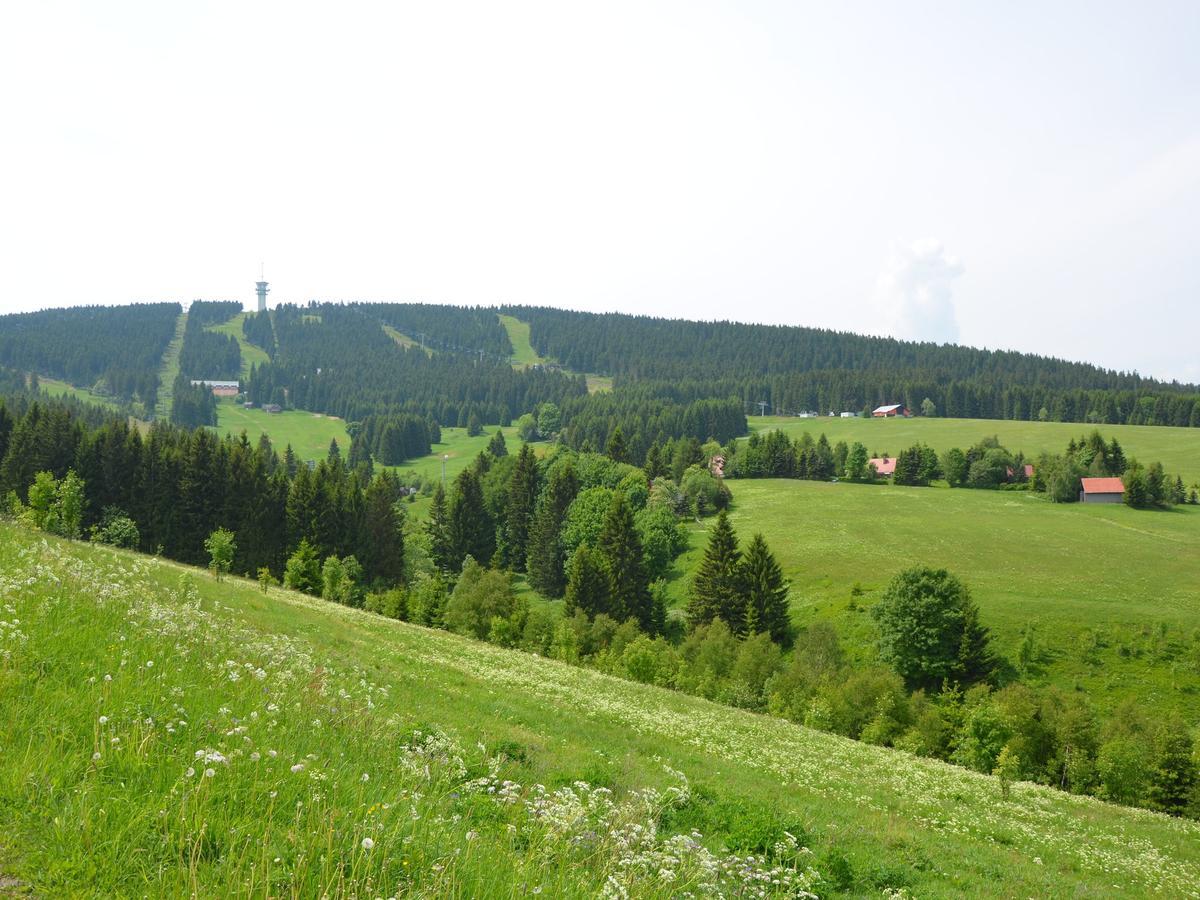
[709,454,726,477]
[262,403,283,414]
[869,456,897,477]
[1080,476,1124,503]
[191,379,240,397]
[840,411,858,418]
[872,404,910,417]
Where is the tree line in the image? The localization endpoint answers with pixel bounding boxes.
[0,303,179,412]
[499,305,1200,428]
[177,300,242,381]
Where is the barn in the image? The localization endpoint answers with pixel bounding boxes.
[872,404,910,417]
[1080,476,1124,504]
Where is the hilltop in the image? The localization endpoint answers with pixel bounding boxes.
[2,522,1199,897]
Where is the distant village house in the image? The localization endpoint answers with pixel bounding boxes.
[872,404,910,418]
[869,456,897,477]
[1080,477,1124,503]
[709,454,726,478]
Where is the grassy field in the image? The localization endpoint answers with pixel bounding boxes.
[386,425,538,484]
[750,415,1200,486]
[37,375,126,413]
[206,310,271,379]
[667,479,1200,720]
[498,313,547,366]
[214,398,350,460]
[3,523,1199,897]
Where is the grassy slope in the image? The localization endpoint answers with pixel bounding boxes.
[498,313,547,366]
[499,314,611,392]
[214,398,351,461]
[205,310,270,380]
[667,480,1200,720]
[381,323,432,355]
[37,375,125,413]
[2,523,1198,898]
[154,308,188,420]
[750,415,1200,486]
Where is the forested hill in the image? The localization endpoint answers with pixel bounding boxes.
[500,305,1200,427]
[0,303,179,410]
[245,303,582,424]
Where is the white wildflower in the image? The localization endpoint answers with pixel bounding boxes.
[361,837,374,850]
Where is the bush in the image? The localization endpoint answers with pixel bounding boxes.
[89,506,140,549]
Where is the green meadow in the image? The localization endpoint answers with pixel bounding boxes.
[750,415,1200,485]
[38,375,126,414]
[205,310,271,379]
[214,398,351,461]
[3,522,1199,898]
[664,479,1200,721]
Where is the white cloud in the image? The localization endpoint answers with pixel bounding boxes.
[873,239,964,344]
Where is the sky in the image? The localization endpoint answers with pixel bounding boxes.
[2,1,1198,383]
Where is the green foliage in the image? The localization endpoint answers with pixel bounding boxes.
[993,745,1020,798]
[560,486,614,558]
[844,442,869,481]
[204,527,236,580]
[448,468,494,567]
[525,461,578,597]
[679,465,730,517]
[686,511,744,634]
[595,492,654,632]
[21,469,87,539]
[873,567,994,691]
[563,545,613,620]
[321,554,364,607]
[740,534,791,645]
[284,538,322,594]
[90,506,140,549]
[445,558,525,641]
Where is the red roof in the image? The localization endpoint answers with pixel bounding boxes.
[1080,477,1124,494]
[869,456,897,476]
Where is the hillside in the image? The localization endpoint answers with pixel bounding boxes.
[672,480,1200,720]
[2,522,1199,897]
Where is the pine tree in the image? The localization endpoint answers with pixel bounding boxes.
[504,444,539,571]
[327,438,341,463]
[526,462,579,597]
[686,510,744,633]
[595,492,652,629]
[740,533,790,645]
[448,467,493,567]
[606,426,629,464]
[360,472,405,586]
[563,545,613,619]
[283,444,299,478]
[425,482,454,572]
[487,429,508,457]
[956,596,997,686]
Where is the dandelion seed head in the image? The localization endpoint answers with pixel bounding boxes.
[361,837,374,850]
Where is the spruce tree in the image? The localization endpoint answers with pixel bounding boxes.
[956,596,997,686]
[425,482,454,572]
[606,426,629,464]
[487,429,508,457]
[740,533,790,645]
[360,472,405,586]
[595,491,652,629]
[686,510,744,633]
[526,462,579,597]
[563,545,613,619]
[448,467,494,567]
[504,444,539,571]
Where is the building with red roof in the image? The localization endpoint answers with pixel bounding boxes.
[1080,476,1124,503]
[869,456,897,477]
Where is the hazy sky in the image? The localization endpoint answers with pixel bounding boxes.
[2,1,1198,382]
